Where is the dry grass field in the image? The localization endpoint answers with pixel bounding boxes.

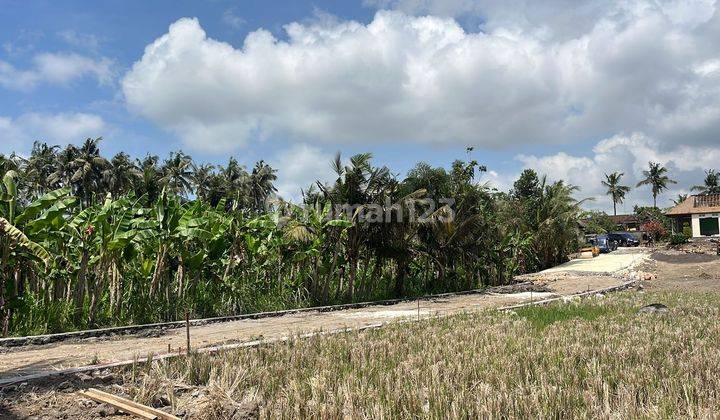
[108,291,720,419]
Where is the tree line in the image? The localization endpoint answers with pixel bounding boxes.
[602,163,719,215]
[1,139,584,336]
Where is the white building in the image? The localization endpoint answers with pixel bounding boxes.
[667,194,720,238]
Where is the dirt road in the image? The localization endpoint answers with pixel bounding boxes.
[0,249,650,383]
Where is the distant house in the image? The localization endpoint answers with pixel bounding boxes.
[578,214,641,233]
[608,214,641,232]
[667,194,720,237]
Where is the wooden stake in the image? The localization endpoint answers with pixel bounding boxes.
[185,311,190,356]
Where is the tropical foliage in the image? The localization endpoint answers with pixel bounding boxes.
[0,141,586,336]
[636,162,676,207]
[692,169,720,195]
[601,172,630,216]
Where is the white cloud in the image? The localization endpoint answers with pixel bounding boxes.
[58,30,102,51]
[0,112,106,154]
[0,52,114,91]
[366,0,717,40]
[270,143,337,201]
[222,8,246,30]
[122,3,720,153]
[516,132,720,212]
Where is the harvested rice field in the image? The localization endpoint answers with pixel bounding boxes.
[3,290,720,419]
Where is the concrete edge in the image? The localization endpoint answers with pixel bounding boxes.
[0,282,533,348]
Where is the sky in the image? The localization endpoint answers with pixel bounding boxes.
[1,0,719,212]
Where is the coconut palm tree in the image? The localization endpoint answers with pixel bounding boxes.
[672,194,689,205]
[191,163,215,202]
[24,142,59,198]
[636,162,676,208]
[691,169,720,195]
[70,138,109,207]
[159,151,194,197]
[220,157,250,209]
[249,160,278,212]
[134,155,162,203]
[104,152,141,198]
[601,172,631,215]
[48,144,79,189]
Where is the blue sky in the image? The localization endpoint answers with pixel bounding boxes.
[1,0,719,210]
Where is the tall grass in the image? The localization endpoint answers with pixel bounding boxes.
[123,292,720,419]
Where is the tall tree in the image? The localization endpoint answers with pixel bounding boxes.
[104,152,141,198]
[636,162,676,208]
[160,151,194,197]
[601,172,631,215]
[221,157,250,209]
[691,169,720,195]
[134,155,162,203]
[192,163,215,202]
[70,138,109,207]
[512,169,542,201]
[48,145,79,190]
[249,160,278,212]
[24,142,59,198]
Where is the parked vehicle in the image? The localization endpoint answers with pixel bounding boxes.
[590,234,618,253]
[607,232,640,247]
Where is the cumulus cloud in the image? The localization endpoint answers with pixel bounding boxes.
[122,2,720,153]
[0,52,114,91]
[516,133,720,211]
[366,0,717,40]
[270,143,338,201]
[0,112,106,154]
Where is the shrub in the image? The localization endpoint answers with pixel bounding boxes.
[669,233,688,245]
[682,223,692,239]
[642,220,667,242]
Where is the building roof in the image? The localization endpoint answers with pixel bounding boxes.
[667,194,720,216]
[607,214,639,225]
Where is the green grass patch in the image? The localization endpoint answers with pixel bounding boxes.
[513,302,613,330]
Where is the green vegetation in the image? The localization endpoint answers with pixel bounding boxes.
[691,169,720,195]
[513,302,611,329]
[602,171,631,216]
[636,161,677,208]
[1,140,585,336]
[125,292,720,419]
[581,210,617,234]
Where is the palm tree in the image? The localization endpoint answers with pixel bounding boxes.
[249,160,277,212]
[103,152,141,198]
[691,169,720,195]
[192,163,215,202]
[672,194,689,205]
[70,138,109,207]
[601,172,631,215]
[25,142,59,197]
[134,155,162,203]
[636,162,677,208]
[220,157,250,209]
[159,151,194,197]
[48,145,79,189]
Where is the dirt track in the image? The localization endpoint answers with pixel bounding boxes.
[0,275,637,383]
[8,247,720,420]
[0,248,657,385]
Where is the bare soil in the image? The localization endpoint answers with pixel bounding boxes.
[640,250,720,292]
